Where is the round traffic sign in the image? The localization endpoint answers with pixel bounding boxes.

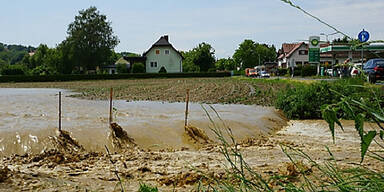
[358,30,370,42]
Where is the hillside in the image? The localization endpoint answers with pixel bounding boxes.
[0,43,36,65]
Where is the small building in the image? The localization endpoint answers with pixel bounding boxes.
[143,35,183,73]
[278,42,333,68]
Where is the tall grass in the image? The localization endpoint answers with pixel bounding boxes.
[196,98,384,191]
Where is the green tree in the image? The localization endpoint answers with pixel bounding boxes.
[181,51,200,72]
[193,43,216,72]
[215,57,236,71]
[65,6,119,72]
[233,40,276,69]
[182,43,215,72]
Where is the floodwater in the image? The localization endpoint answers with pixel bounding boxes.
[0,88,287,156]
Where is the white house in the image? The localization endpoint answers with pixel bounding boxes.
[278,42,333,68]
[143,35,183,73]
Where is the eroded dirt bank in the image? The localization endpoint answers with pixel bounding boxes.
[1,120,381,191]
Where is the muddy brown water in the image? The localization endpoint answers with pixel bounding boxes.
[0,88,287,156]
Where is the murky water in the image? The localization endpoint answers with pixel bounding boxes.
[0,88,287,156]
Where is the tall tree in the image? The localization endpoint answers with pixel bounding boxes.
[233,40,276,69]
[65,6,119,71]
[181,51,200,72]
[215,57,236,71]
[193,43,216,72]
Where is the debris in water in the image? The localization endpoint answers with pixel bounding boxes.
[0,166,10,182]
[49,129,84,154]
[109,122,136,150]
[184,125,211,144]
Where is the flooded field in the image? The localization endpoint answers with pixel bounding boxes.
[0,88,286,156]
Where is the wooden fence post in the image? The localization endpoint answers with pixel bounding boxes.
[185,89,190,127]
[109,88,113,124]
[59,91,62,131]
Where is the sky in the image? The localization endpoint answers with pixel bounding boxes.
[1,0,384,58]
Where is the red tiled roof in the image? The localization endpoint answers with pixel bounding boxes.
[277,42,306,60]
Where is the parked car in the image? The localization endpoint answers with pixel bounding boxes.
[259,71,270,78]
[350,63,363,77]
[363,58,384,83]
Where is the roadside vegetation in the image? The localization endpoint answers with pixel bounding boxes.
[275,77,383,119]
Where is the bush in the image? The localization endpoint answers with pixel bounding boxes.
[158,66,167,73]
[207,68,217,72]
[0,64,27,75]
[30,65,57,76]
[116,63,129,74]
[277,68,288,76]
[301,65,317,76]
[132,63,145,73]
[275,79,377,119]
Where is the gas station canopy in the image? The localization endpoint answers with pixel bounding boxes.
[320,44,384,53]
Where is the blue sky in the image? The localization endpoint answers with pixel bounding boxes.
[1,0,383,58]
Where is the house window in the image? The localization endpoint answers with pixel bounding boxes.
[165,50,170,55]
[156,50,160,54]
[296,61,303,65]
[299,50,308,55]
[150,62,158,68]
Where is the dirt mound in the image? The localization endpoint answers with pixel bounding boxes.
[109,122,136,150]
[184,125,212,145]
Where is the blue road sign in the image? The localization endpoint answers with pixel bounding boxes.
[358,29,370,42]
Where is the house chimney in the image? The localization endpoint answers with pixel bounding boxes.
[164,35,169,41]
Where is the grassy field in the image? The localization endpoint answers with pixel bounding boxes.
[0,77,294,106]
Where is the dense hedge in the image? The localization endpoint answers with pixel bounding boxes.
[0,72,231,83]
[275,78,381,119]
[287,65,318,77]
[277,68,288,76]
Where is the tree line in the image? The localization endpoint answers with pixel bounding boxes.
[0,6,277,76]
[182,40,276,72]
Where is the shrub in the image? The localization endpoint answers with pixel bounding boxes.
[277,68,288,76]
[116,63,129,74]
[207,68,217,72]
[158,66,167,73]
[275,79,377,119]
[30,65,57,76]
[132,63,145,73]
[0,64,27,75]
[301,65,317,76]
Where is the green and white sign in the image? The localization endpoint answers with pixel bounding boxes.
[309,36,320,63]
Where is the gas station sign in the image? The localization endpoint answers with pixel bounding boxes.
[309,36,320,63]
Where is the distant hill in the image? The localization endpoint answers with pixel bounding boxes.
[0,43,36,65]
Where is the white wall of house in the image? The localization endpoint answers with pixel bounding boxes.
[288,44,309,67]
[145,46,183,73]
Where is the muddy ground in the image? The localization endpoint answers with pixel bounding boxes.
[0,77,290,106]
[1,120,381,191]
